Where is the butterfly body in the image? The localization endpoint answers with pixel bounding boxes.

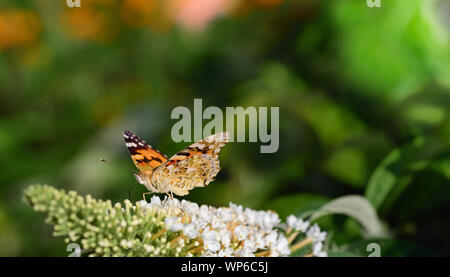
[124,130,229,196]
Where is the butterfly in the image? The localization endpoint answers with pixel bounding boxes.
[123,130,229,199]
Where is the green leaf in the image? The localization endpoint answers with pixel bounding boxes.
[365,138,445,211]
[310,195,385,238]
[428,149,450,179]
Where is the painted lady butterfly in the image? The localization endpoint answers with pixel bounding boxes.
[124,130,229,198]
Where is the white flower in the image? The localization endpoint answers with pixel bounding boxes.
[164,217,183,232]
[217,208,233,222]
[181,200,199,215]
[218,229,231,248]
[210,215,227,231]
[262,212,280,230]
[244,239,257,252]
[312,241,327,257]
[202,251,218,257]
[307,223,327,242]
[297,221,310,232]
[163,197,180,208]
[149,196,161,207]
[137,200,148,209]
[234,225,250,240]
[202,230,221,252]
[264,230,278,247]
[287,215,310,232]
[218,247,234,257]
[287,215,297,227]
[229,203,245,221]
[199,205,212,222]
[272,235,290,256]
[192,215,208,230]
[183,223,199,239]
[235,248,255,257]
[254,231,266,249]
[313,242,323,255]
[244,208,258,225]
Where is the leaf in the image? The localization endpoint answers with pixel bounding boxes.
[428,149,450,179]
[310,195,385,238]
[365,138,445,211]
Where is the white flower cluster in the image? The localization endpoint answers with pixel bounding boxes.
[286,215,327,257]
[307,224,327,257]
[136,196,327,257]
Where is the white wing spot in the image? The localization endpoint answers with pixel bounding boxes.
[186,167,196,174]
[196,144,205,150]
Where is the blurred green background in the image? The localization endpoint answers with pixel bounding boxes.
[0,0,449,256]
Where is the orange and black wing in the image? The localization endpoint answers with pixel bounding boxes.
[123,130,168,172]
[165,132,229,167]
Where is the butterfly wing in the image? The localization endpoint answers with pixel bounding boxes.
[152,132,229,196]
[165,132,229,167]
[123,130,168,173]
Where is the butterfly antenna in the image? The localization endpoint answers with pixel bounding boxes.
[100,158,139,173]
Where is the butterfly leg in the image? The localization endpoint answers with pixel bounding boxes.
[163,190,174,207]
[163,188,174,201]
[163,191,171,201]
[142,192,153,202]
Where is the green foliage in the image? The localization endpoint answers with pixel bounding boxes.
[365,138,447,212]
[310,195,385,238]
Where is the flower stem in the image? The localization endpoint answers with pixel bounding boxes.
[187,245,204,255]
[290,237,313,252]
[151,229,166,240]
[287,231,300,244]
[255,250,271,257]
[169,234,184,246]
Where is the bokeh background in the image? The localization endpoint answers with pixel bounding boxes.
[0,0,449,256]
